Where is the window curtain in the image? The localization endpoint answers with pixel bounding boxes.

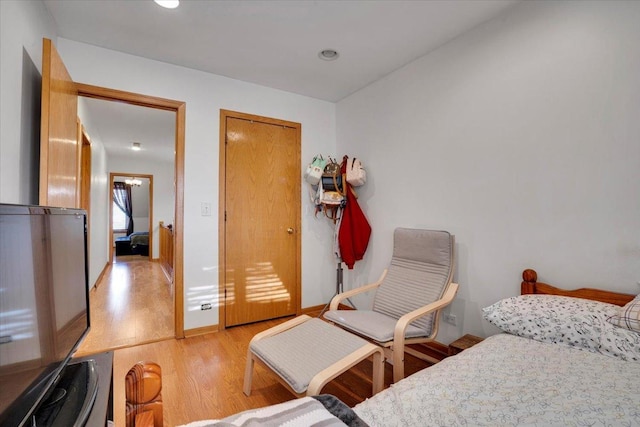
[113,181,134,235]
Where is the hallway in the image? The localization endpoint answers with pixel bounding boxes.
[75,259,174,357]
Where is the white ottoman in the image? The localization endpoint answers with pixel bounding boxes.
[244,315,384,397]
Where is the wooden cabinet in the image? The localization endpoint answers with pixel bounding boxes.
[448,334,484,356]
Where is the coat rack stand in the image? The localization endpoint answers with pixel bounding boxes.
[319,259,353,317]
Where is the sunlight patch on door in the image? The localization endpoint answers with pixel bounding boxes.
[224,262,291,304]
[245,262,290,303]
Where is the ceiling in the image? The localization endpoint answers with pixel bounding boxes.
[43,0,518,161]
[44,0,518,103]
[81,98,175,163]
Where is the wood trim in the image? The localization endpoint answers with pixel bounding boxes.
[174,103,185,338]
[76,83,183,111]
[80,123,92,256]
[218,109,302,330]
[299,304,327,315]
[183,325,219,338]
[75,117,83,207]
[521,268,635,306]
[92,262,110,290]
[218,111,226,329]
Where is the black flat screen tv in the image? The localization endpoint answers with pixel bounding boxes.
[0,204,91,426]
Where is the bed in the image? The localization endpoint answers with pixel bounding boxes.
[182,268,640,426]
[115,231,149,256]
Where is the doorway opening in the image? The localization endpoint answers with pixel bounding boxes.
[78,83,186,339]
[110,173,153,264]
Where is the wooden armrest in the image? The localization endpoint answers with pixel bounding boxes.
[328,270,388,311]
[394,282,459,343]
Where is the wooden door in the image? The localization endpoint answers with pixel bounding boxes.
[40,38,79,208]
[223,112,301,327]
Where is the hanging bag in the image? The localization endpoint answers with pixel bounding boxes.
[321,157,344,193]
[304,154,327,185]
[346,157,366,187]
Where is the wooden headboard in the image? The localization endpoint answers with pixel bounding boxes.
[521,268,635,307]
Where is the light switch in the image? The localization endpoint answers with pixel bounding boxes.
[201,202,212,216]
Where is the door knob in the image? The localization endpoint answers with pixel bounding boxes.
[287,227,294,234]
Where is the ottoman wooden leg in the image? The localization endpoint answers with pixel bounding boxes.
[243,351,255,396]
[244,315,312,396]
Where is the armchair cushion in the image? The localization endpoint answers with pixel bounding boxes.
[372,229,453,334]
[324,310,430,343]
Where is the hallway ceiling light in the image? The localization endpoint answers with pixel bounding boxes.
[125,178,142,187]
[154,0,180,9]
[318,49,339,61]
[132,142,141,151]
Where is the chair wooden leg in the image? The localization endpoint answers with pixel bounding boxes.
[371,350,384,395]
[392,346,405,384]
[243,352,255,396]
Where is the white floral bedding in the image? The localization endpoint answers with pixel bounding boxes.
[353,334,640,426]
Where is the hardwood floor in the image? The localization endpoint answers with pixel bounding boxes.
[75,258,174,357]
[112,317,435,426]
[76,259,439,425]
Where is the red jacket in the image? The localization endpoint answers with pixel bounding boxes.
[338,161,371,269]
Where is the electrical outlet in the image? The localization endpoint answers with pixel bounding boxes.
[444,313,457,326]
[201,303,212,310]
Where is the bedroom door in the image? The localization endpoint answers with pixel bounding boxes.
[221,111,301,327]
[40,38,80,208]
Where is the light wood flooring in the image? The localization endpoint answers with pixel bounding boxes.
[112,318,434,427]
[75,258,174,357]
[75,258,437,426]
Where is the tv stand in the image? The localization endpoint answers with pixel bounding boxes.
[32,352,113,427]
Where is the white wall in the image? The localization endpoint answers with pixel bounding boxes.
[77,98,110,289]
[131,180,150,224]
[56,38,337,330]
[12,1,636,342]
[111,160,172,258]
[337,0,640,343]
[0,0,57,204]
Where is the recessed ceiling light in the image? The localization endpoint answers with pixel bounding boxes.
[318,49,339,61]
[154,0,179,9]
[132,142,141,151]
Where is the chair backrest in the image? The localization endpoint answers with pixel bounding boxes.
[372,228,454,335]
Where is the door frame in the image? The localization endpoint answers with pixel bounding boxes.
[79,123,92,259]
[109,172,154,262]
[77,83,186,338]
[218,109,302,330]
